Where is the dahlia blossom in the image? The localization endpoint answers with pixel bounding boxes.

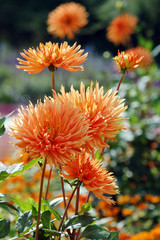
[9,97,91,167]
[114,50,143,74]
[107,13,138,46]
[126,47,154,69]
[16,41,87,74]
[47,2,89,39]
[54,82,127,153]
[61,153,119,204]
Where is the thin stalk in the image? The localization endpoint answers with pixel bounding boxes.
[75,187,80,215]
[71,187,80,239]
[35,158,47,240]
[44,71,55,199]
[75,191,91,240]
[60,176,67,212]
[116,73,124,92]
[86,191,91,204]
[52,71,55,92]
[58,186,78,231]
[44,166,52,200]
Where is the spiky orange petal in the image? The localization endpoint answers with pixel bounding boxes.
[54,82,127,153]
[16,41,87,74]
[61,153,119,204]
[9,97,91,167]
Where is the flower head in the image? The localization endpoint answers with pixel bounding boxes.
[114,50,143,74]
[119,232,132,240]
[9,97,91,167]
[61,153,119,204]
[126,47,154,69]
[16,41,87,74]
[106,13,138,46]
[55,82,127,153]
[130,232,154,240]
[47,2,89,39]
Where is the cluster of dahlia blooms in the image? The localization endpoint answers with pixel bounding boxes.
[7,38,144,239]
[45,2,153,70]
[10,41,130,206]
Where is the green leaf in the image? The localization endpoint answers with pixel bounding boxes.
[0,124,5,136]
[41,210,51,229]
[0,219,10,238]
[80,202,92,214]
[62,215,96,231]
[42,204,61,221]
[107,231,120,240]
[16,211,33,234]
[49,197,66,208]
[10,157,42,178]
[0,201,19,213]
[0,158,41,183]
[43,229,62,237]
[10,197,33,212]
[81,224,110,239]
[0,111,14,136]
[32,205,38,219]
[0,162,23,182]
[95,150,104,160]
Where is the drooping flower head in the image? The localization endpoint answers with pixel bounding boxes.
[106,13,138,46]
[126,47,154,69]
[54,82,127,153]
[9,97,91,167]
[47,2,89,39]
[61,153,119,204]
[16,41,87,74]
[114,50,143,74]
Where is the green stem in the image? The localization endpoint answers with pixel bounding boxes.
[116,73,124,92]
[35,158,47,240]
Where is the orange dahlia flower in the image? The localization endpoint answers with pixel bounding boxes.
[126,47,154,69]
[130,232,154,240]
[114,50,143,74]
[119,232,132,240]
[47,2,89,39]
[61,153,119,204]
[54,82,127,153]
[9,97,91,167]
[16,41,87,74]
[107,13,138,46]
[150,226,160,238]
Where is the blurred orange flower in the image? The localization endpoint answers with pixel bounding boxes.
[61,153,119,204]
[122,208,133,216]
[17,41,87,74]
[55,82,127,153]
[47,2,89,39]
[9,97,91,167]
[137,202,148,210]
[114,50,143,74]
[130,231,154,240]
[107,13,138,46]
[117,195,130,205]
[150,226,160,238]
[126,47,154,69]
[130,194,140,204]
[119,232,132,240]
